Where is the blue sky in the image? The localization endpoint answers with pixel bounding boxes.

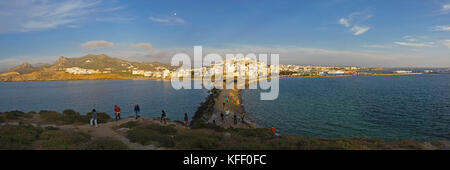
[0,0,450,69]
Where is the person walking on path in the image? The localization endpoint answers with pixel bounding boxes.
[114,105,121,121]
[134,104,141,120]
[271,125,276,136]
[90,109,98,128]
[161,110,167,124]
[184,113,189,127]
[233,114,238,125]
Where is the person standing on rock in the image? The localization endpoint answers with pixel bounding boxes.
[161,110,167,124]
[184,113,189,127]
[134,104,141,120]
[90,109,98,128]
[271,125,276,136]
[114,105,121,121]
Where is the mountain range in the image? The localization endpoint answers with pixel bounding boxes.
[0,54,174,82]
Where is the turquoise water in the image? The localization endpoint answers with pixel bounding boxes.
[0,79,208,121]
[243,74,450,141]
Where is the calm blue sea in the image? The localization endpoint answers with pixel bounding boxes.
[1,75,449,141]
[0,79,208,121]
[243,74,450,141]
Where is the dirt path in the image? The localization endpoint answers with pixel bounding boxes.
[59,118,153,150]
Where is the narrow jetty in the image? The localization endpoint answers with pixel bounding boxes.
[191,87,257,129]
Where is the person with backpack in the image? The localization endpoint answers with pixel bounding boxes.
[90,109,98,128]
[114,105,121,121]
[161,110,167,124]
[134,104,141,120]
[184,113,189,127]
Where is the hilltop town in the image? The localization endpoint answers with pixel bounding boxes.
[0,54,426,82]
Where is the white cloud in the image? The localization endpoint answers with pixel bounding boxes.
[81,40,115,51]
[351,26,370,36]
[165,45,450,67]
[130,43,153,51]
[364,44,395,49]
[339,11,372,36]
[148,16,186,24]
[432,25,450,31]
[0,0,124,33]
[394,42,434,47]
[444,4,450,11]
[443,40,450,48]
[339,18,350,27]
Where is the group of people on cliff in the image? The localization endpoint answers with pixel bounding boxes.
[89,105,190,128]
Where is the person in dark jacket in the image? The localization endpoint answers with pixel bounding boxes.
[161,110,167,124]
[184,113,189,127]
[134,104,141,119]
[233,114,238,125]
[90,109,98,128]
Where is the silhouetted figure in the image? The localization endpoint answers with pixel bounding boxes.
[233,114,237,125]
[184,113,189,126]
[134,104,140,119]
[161,110,167,124]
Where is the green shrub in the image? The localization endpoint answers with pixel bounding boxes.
[174,132,221,149]
[39,130,91,150]
[39,110,62,122]
[60,110,89,124]
[0,117,4,123]
[191,122,225,132]
[44,126,60,131]
[126,125,177,147]
[119,121,140,129]
[230,128,273,139]
[4,111,27,120]
[86,112,111,123]
[87,137,129,150]
[0,125,43,150]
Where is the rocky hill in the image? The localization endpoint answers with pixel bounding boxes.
[0,54,175,82]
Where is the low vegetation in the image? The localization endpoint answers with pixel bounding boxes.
[0,124,128,150]
[1,110,447,150]
[0,125,43,150]
[191,88,220,127]
[122,121,442,150]
[39,110,111,125]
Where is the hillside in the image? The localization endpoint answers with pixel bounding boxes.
[0,54,175,82]
[1,110,448,150]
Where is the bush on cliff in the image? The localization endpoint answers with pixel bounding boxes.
[86,111,111,123]
[4,110,32,120]
[39,130,91,150]
[0,125,43,149]
[38,110,111,125]
[87,137,129,150]
[126,124,177,147]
